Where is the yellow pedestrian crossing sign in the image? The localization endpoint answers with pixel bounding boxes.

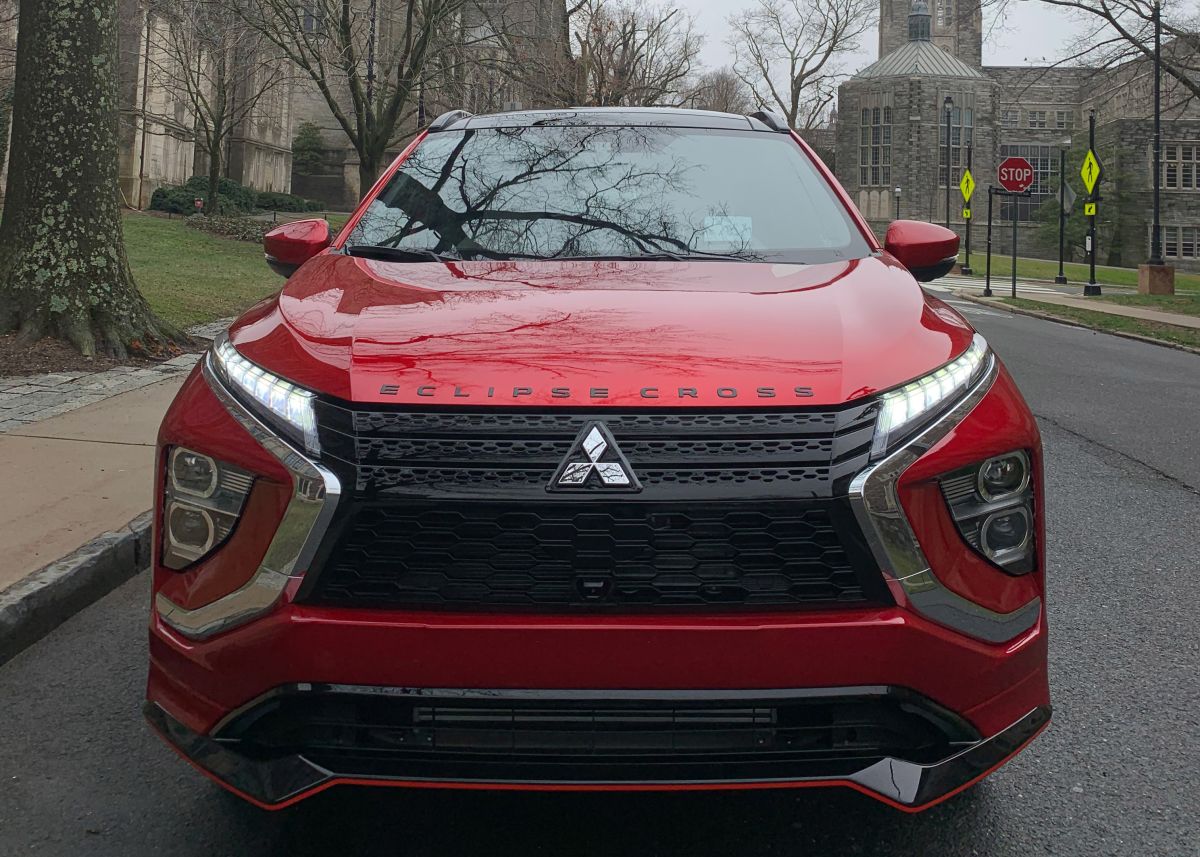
[1080,150,1101,194]
[959,169,976,203]
[1084,201,1097,216]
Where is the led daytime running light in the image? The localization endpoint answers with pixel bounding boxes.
[212,335,320,455]
[873,334,989,459]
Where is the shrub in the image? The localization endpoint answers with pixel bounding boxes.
[255,190,325,213]
[292,121,326,176]
[185,215,269,243]
[150,175,258,215]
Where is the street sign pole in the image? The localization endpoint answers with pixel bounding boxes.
[1084,109,1101,296]
[962,144,973,274]
[1011,190,1019,299]
[1055,147,1068,284]
[984,186,994,297]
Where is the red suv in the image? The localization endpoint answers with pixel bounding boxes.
[145,108,1049,812]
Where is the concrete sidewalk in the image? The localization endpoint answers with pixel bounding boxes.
[945,284,1200,330]
[0,375,185,592]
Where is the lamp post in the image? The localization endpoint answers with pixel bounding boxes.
[943,96,953,231]
[1149,0,1164,266]
[894,186,902,220]
[1055,140,1069,284]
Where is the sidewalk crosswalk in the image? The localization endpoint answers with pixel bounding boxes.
[930,275,1063,295]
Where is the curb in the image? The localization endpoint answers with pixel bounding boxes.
[0,511,153,666]
[952,292,1200,357]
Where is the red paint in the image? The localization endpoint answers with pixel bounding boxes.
[147,118,1050,812]
[883,220,960,269]
[263,218,332,268]
[997,157,1035,194]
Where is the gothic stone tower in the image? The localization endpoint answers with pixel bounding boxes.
[879,0,982,68]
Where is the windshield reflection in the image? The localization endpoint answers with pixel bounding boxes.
[347,126,866,264]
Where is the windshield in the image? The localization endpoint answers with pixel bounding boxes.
[345,125,869,264]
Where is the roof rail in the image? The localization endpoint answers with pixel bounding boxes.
[428,110,472,132]
[748,109,790,133]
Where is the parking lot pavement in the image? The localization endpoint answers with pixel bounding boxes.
[0,306,1197,856]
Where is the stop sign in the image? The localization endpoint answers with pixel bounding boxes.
[997,157,1034,193]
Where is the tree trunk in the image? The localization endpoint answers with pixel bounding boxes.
[205,140,222,216]
[359,153,384,203]
[0,0,185,358]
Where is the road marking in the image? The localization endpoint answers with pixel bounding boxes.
[944,300,1008,318]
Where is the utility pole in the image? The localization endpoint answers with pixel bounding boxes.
[944,96,953,231]
[1055,145,1068,284]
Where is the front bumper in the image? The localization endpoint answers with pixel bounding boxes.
[144,691,1050,812]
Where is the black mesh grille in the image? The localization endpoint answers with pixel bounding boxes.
[310,501,868,610]
[307,403,882,612]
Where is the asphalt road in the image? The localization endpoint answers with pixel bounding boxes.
[1,301,1198,856]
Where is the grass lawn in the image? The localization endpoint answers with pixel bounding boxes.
[958,253,1200,293]
[1004,297,1200,350]
[1094,293,1200,318]
[123,212,282,330]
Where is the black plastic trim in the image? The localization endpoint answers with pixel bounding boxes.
[145,690,1049,810]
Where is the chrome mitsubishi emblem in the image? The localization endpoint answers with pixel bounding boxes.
[549,422,642,493]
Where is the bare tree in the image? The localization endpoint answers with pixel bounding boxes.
[1034,0,1199,103]
[687,67,755,114]
[235,0,468,194]
[728,0,875,130]
[479,0,700,108]
[150,0,289,214]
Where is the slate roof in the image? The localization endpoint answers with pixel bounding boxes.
[854,41,986,80]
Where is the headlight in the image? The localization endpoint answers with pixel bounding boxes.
[162,447,255,570]
[211,333,319,455]
[939,449,1035,574]
[872,334,990,459]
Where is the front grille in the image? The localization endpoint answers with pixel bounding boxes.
[310,501,870,610]
[316,404,878,501]
[217,687,980,784]
[307,403,883,612]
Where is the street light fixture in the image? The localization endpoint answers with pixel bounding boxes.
[943,96,953,231]
[894,186,902,220]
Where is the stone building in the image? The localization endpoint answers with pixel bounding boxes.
[0,0,295,209]
[837,0,1200,270]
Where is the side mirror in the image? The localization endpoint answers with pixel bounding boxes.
[264,219,332,278]
[883,220,959,283]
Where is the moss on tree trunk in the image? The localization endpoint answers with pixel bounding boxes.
[0,0,187,358]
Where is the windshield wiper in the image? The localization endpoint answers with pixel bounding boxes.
[346,245,462,263]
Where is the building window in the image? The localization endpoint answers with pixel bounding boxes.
[1027,110,1047,129]
[998,143,1059,221]
[939,101,973,188]
[936,0,952,26]
[1162,144,1199,191]
[1155,226,1199,259]
[1000,109,1018,128]
[858,95,892,187]
[1055,110,1072,129]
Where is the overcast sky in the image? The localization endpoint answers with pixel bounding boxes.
[677,0,1091,73]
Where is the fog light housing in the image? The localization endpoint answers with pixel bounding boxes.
[162,447,255,570]
[978,452,1029,501]
[940,450,1035,575]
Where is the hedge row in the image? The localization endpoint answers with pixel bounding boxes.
[150,176,323,216]
[184,215,270,243]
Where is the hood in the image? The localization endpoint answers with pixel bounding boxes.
[229,252,976,408]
